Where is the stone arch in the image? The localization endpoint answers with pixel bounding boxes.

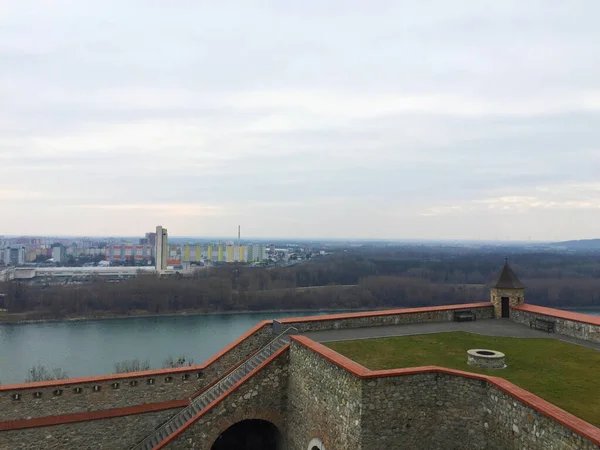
[308,437,326,450]
[212,419,281,450]
[205,408,285,449]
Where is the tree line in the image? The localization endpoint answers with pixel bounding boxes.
[1,248,599,321]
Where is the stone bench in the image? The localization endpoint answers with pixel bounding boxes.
[529,317,555,333]
[454,310,476,322]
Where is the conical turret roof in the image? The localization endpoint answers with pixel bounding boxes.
[493,260,525,289]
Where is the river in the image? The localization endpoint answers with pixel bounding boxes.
[0,308,599,385]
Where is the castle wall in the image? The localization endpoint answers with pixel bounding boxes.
[289,336,600,450]
[511,304,600,344]
[280,303,494,333]
[361,373,488,450]
[286,341,362,450]
[0,322,274,421]
[484,381,599,450]
[162,349,289,450]
[0,407,181,450]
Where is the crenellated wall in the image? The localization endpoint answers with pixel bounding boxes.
[511,304,600,344]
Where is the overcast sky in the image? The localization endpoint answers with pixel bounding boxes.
[1,1,599,240]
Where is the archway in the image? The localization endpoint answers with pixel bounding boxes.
[308,437,326,450]
[211,419,282,450]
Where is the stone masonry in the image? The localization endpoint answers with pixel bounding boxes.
[163,349,289,450]
[490,287,524,319]
[0,408,181,450]
[283,304,494,333]
[1,299,599,450]
[289,340,600,450]
[286,342,362,450]
[511,307,600,344]
[0,323,274,422]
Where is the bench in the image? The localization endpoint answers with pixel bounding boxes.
[529,317,555,333]
[454,310,476,322]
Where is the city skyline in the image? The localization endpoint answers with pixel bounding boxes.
[1,1,600,240]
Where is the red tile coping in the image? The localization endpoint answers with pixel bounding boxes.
[278,302,493,324]
[0,399,188,431]
[0,305,492,391]
[291,336,600,447]
[512,304,600,327]
[155,343,291,450]
[0,320,272,392]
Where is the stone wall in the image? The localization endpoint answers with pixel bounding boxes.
[0,323,274,421]
[289,338,600,450]
[511,306,600,344]
[281,303,494,333]
[361,373,488,450]
[0,407,181,450]
[484,382,599,450]
[286,342,362,450]
[163,349,289,450]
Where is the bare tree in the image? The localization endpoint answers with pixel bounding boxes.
[114,358,151,373]
[26,364,69,382]
[162,355,195,368]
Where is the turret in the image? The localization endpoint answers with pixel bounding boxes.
[490,259,525,319]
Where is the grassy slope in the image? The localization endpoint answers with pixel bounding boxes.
[327,332,600,427]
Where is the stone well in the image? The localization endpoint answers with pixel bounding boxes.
[467,349,506,369]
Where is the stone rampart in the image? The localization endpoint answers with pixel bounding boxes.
[291,335,600,450]
[0,321,274,422]
[286,340,362,450]
[279,302,494,333]
[160,346,290,450]
[511,304,600,344]
[0,406,182,450]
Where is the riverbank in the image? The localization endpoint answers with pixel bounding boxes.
[0,307,376,325]
[2,304,599,325]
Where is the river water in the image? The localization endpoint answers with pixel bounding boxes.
[0,311,343,385]
[0,308,598,385]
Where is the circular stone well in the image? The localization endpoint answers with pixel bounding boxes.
[467,349,506,369]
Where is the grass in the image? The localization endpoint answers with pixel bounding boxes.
[326,332,600,427]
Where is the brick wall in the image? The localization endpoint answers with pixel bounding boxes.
[511,304,600,344]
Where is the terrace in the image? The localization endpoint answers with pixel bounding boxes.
[321,323,600,427]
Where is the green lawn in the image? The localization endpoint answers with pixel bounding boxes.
[326,332,600,427]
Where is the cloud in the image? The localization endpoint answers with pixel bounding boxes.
[1,1,600,239]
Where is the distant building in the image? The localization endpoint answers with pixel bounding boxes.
[51,245,67,264]
[155,226,168,271]
[144,232,157,246]
[2,246,26,265]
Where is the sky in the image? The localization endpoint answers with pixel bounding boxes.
[1,1,599,241]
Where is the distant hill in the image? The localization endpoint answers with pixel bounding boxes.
[549,239,600,250]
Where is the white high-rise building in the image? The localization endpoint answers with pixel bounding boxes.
[2,246,26,265]
[155,226,168,271]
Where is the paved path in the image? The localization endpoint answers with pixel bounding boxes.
[305,319,600,351]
